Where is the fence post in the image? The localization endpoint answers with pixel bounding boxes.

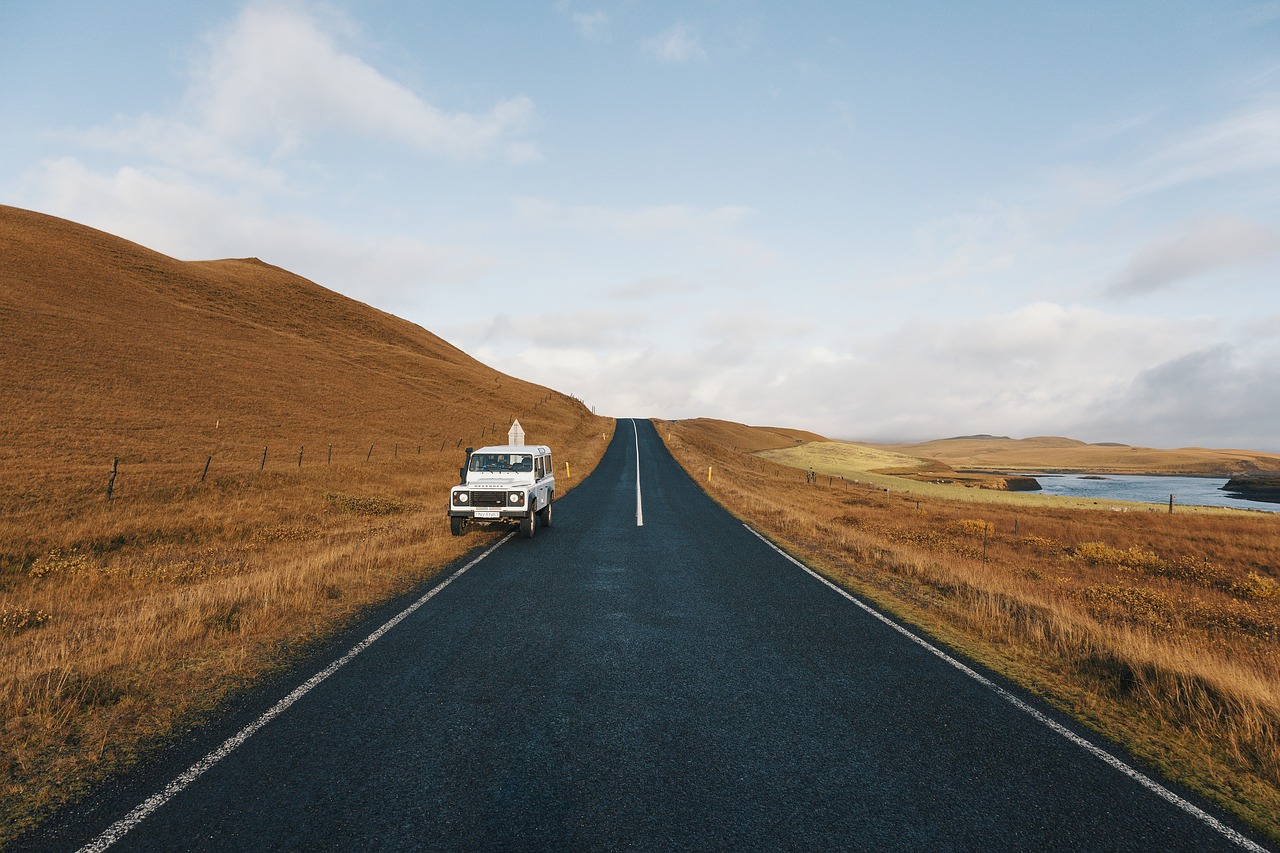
[298,446,304,468]
[328,444,333,465]
[1169,494,1174,514]
[107,456,118,499]
[367,445,374,462]
[201,455,212,483]
[260,446,268,471]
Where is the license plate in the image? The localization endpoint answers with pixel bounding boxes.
[474,510,501,519]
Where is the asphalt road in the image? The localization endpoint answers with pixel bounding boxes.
[23,419,1271,851]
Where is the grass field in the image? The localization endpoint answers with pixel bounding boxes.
[0,206,615,844]
[660,420,1280,843]
[760,440,1280,513]
[873,435,1280,476]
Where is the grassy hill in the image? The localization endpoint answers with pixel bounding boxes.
[662,417,826,453]
[872,435,1280,476]
[0,205,613,841]
[752,435,1280,511]
[0,204,602,490]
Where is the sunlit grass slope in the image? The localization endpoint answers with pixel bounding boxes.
[660,419,1280,843]
[752,438,1280,512]
[668,417,826,452]
[874,435,1280,476]
[0,205,614,843]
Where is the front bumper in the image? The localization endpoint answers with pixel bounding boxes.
[448,507,530,520]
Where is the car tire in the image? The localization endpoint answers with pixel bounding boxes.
[538,493,553,528]
[450,516,464,536]
[521,509,537,539]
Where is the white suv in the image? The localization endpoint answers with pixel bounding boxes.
[448,445,555,538]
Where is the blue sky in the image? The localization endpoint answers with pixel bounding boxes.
[4,1,1280,449]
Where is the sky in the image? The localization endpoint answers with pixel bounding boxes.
[4,1,1280,450]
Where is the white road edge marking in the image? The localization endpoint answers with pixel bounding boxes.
[633,418,644,527]
[77,533,516,853]
[745,524,1269,853]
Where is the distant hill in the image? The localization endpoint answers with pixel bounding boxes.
[659,418,826,453]
[0,205,601,496]
[871,435,1280,476]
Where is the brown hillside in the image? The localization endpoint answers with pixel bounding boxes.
[873,435,1280,476]
[666,417,826,453]
[0,204,583,482]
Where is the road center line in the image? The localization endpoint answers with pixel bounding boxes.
[633,418,644,527]
[78,533,515,853]
[744,524,1268,853]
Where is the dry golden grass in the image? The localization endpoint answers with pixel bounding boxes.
[659,419,1280,843]
[0,206,614,844]
[872,435,1280,476]
[760,441,1277,513]
[667,417,826,453]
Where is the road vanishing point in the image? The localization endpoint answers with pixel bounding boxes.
[23,420,1271,852]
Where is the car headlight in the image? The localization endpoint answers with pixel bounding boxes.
[453,492,468,504]
[509,492,524,505]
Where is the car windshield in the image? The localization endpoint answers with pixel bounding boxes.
[469,453,533,473]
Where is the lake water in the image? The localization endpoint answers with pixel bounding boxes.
[1034,474,1279,512]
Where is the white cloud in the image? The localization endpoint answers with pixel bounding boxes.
[572,10,609,40]
[1107,215,1280,296]
[1140,103,1280,192]
[461,308,648,350]
[19,157,496,307]
[511,197,773,265]
[76,1,536,172]
[473,301,1241,446]
[641,20,708,64]
[1079,345,1280,450]
[609,275,698,300]
[1059,102,1280,211]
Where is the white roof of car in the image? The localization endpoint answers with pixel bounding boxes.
[472,445,551,454]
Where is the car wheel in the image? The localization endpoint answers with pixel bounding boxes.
[450,516,464,536]
[521,508,537,539]
[538,493,553,528]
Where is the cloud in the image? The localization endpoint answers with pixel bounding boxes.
[641,20,708,64]
[554,1,608,40]
[20,157,497,306]
[1107,215,1280,296]
[512,196,774,265]
[461,308,647,350]
[1132,104,1280,196]
[76,1,536,172]
[609,275,698,300]
[571,10,608,40]
[469,301,1240,446]
[1078,345,1280,450]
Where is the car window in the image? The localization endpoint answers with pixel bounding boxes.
[469,453,533,473]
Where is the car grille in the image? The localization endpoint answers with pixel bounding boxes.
[471,490,507,508]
